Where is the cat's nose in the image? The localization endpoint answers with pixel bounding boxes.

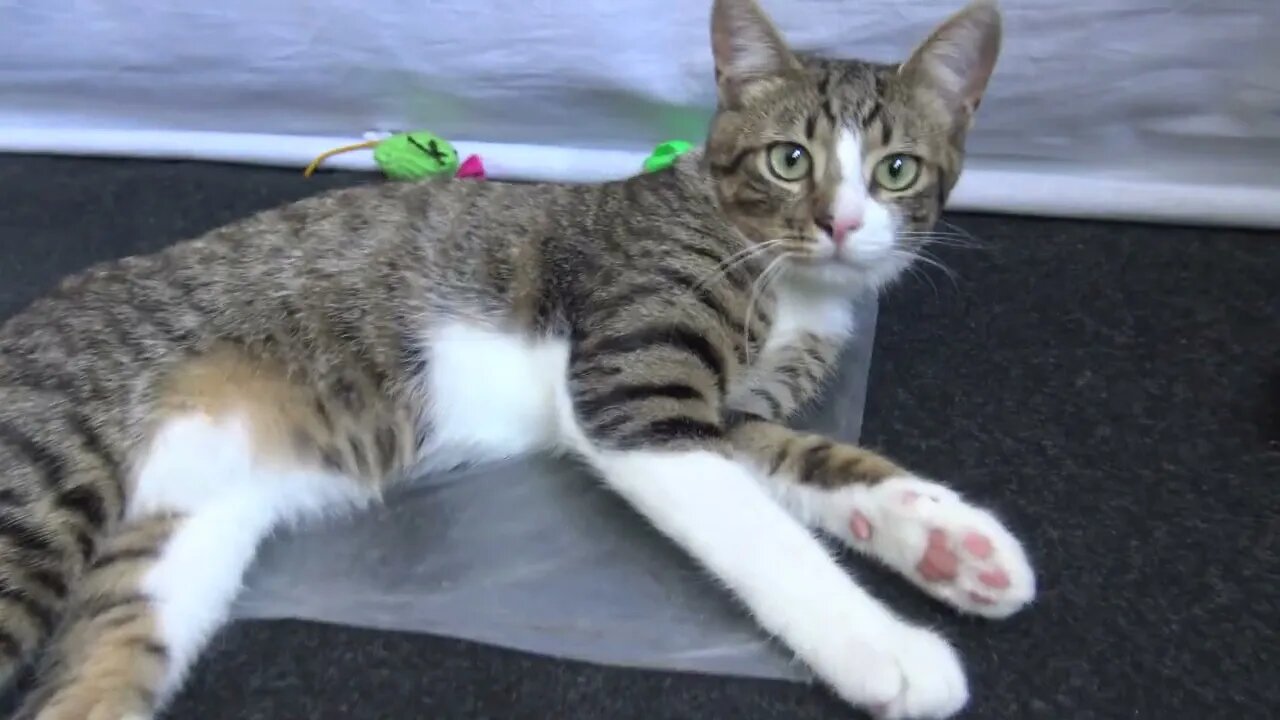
[817,215,863,246]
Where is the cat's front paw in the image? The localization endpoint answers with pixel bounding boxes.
[832,476,1036,618]
[826,624,968,719]
[880,624,970,719]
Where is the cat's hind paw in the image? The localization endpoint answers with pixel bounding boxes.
[837,476,1036,618]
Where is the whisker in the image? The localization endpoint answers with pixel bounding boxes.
[694,240,784,291]
[896,232,985,250]
[742,253,790,363]
[915,248,959,278]
[896,232,975,240]
[903,262,940,299]
[938,218,984,244]
[893,248,960,292]
[714,240,779,271]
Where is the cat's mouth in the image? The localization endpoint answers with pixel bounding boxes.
[788,253,875,272]
[779,241,910,294]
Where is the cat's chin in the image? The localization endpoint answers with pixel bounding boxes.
[780,254,910,297]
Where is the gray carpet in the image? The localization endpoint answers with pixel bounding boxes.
[1,155,1277,719]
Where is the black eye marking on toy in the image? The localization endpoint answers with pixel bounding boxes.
[407,136,450,164]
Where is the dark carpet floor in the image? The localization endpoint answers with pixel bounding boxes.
[1,154,1276,719]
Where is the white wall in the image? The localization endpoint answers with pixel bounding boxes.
[2,0,1276,227]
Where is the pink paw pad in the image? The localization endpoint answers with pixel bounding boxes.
[978,568,1011,589]
[962,532,994,559]
[916,529,959,582]
[850,511,874,541]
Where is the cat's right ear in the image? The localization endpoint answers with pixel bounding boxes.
[711,0,800,108]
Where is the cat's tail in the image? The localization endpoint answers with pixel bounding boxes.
[0,382,126,686]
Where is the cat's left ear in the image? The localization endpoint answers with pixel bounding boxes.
[899,0,1002,128]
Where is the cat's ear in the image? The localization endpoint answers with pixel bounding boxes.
[711,0,801,108]
[899,0,1002,127]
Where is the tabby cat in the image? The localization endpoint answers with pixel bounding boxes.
[0,0,1032,717]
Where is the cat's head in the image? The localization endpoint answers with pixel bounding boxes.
[704,0,1001,293]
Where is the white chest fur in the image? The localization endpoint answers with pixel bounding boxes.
[765,283,857,351]
[414,322,576,473]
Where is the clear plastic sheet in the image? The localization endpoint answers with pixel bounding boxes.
[229,295,877,680]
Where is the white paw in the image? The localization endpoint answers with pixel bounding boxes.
[879,624,970,719]
[822,624,968,719]
[830,476,1036,618]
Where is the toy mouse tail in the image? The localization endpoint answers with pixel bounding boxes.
[303,140,379,177]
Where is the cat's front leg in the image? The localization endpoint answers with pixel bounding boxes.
[729,416,1037,619]
[591,448,969,719]
[570,348,969,718]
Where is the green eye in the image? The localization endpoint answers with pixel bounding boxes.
[766,142,812,182]
[873,154,922,192]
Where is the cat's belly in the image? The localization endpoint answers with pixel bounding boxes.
[411,321,577,475]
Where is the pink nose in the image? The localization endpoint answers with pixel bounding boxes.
[820,216,863,245]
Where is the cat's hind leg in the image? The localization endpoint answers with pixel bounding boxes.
[731,419,1036,619]
[17,412,368,720]
[15,513,179,720]
[0,385,130,688]
[17,349,375,720]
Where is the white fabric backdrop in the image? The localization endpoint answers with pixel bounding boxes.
[1,0,1277,227]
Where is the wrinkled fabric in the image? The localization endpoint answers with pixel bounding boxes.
[1,0,1276,202]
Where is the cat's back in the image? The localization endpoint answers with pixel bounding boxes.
[0,166,720,396]
[0,176,555,340]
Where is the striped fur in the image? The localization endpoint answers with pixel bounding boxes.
[0,0,1006,717]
